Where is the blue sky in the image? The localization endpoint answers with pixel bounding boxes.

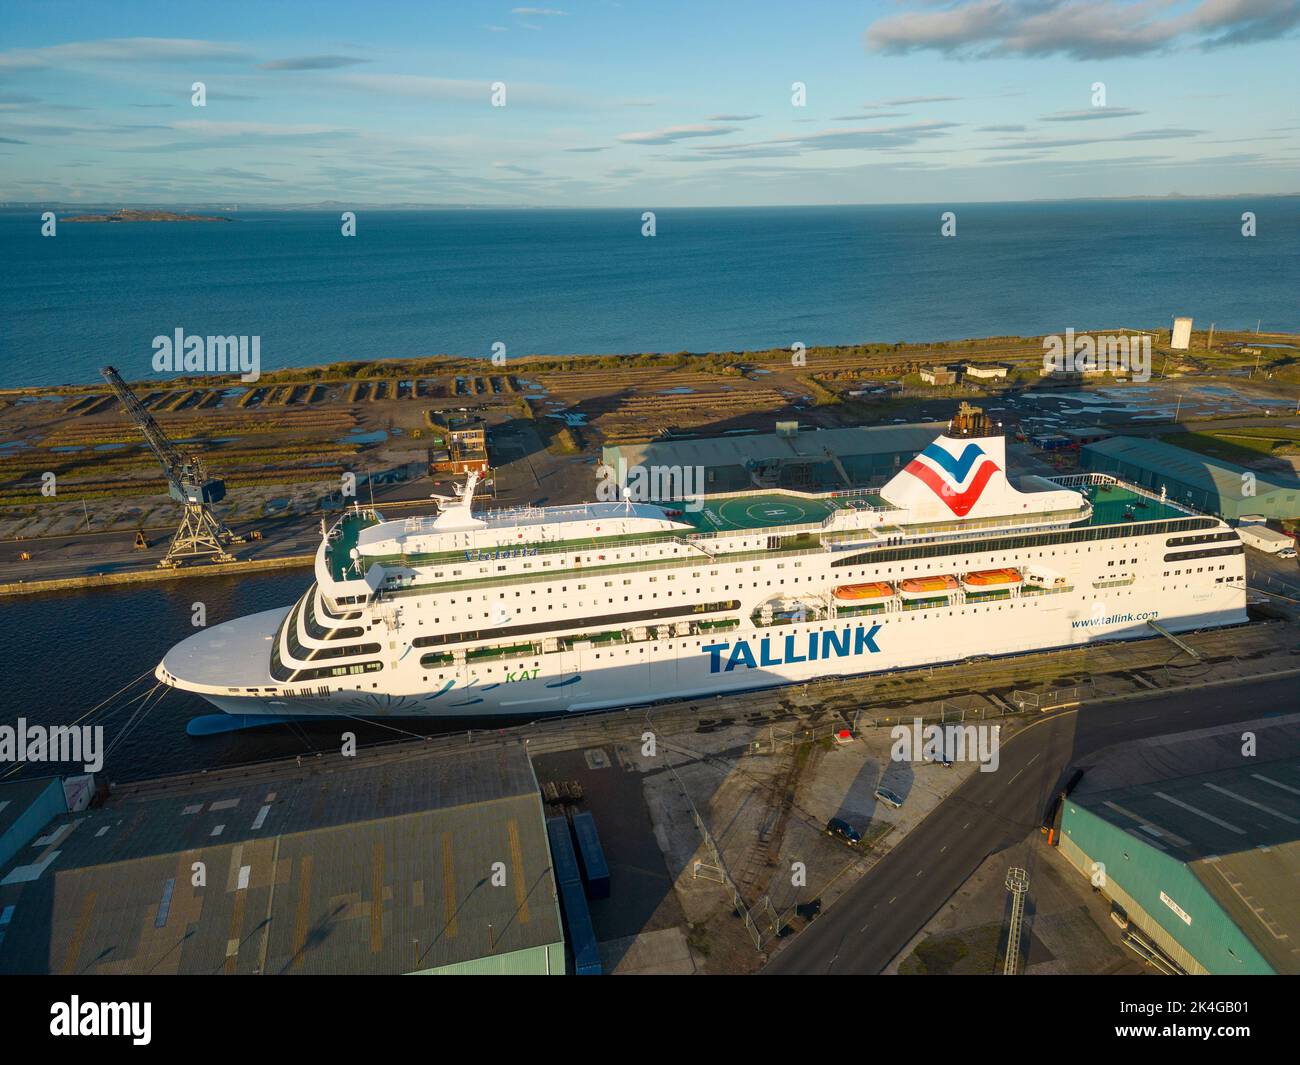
[1,0,1297,206]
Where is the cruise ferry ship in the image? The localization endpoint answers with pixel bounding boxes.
[157,406,1248,721]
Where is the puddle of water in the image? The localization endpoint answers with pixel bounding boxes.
[338,430,389,445]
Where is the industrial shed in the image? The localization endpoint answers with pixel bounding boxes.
[1058,720,1300,975]
[602,421,943,494]
[0,744,564,976]
[1081,435,1300,521]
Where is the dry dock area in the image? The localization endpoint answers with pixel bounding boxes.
[0,616,1296,975]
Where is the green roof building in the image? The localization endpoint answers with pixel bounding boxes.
[1081,436,1300,521]
[0,744,565,975]
[1059,752,1300,975]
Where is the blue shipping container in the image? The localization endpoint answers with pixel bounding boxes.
[559,880,602,976]
[546,816,602,975]
[571,811,611,899]
[546,816,582,886]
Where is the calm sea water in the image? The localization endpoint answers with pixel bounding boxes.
[3,200,1298,389]
[0,574,303,780]
[0,573,493,782]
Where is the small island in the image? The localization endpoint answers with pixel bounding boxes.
[63,209,232,223]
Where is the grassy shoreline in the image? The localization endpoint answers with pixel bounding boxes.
[6,327,1296,397]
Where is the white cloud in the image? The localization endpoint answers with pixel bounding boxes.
[0,37,250,73]
[866,0,1300,60]
[336,72,590,110]
[618,123,738,145]
[1041,107,1145,121]
[260,55,369,71]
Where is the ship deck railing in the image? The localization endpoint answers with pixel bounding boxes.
[1048,473,1208,519]
[365,504,1210,600]
[371,541,834,600]
[385,528,688,569]
[332,482,1174,586]
[352,499,1102,584]
[849,505,1092,545]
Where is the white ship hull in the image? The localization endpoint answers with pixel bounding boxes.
[179,580,1247,720]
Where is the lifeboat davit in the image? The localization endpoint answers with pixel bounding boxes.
[962,567,1022,589]
[833,581,894,601]
[898,575,958,598]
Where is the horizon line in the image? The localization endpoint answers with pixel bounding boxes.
[5,192,1300,211]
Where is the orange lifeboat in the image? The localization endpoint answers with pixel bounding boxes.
[898,575,958,598]
[833,581,894,601]
[962,567,1022,589]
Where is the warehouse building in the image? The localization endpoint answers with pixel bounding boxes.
[0,744,564,975]
[1081,435,1300,521]
[919,365,959,385]
[1057,720,1300,975]
[602,421,943,494]
[962,363,1009,380]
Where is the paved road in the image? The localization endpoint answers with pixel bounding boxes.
[764,672,1298,974]
[1247,551,1300,603]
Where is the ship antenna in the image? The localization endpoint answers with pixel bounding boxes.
[462,470,480,510]
[429,470,487,531]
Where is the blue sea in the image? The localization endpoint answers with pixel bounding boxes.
[2,200,1297,389]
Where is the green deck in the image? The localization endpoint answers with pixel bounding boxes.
[680,492,889,533]
[1084,485,1186,525]
[327,512,378,581]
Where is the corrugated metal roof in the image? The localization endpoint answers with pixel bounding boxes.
[1071,728,1300,975]
[0,744,562,975]
[1083,435,1300,501]
[1078,759,1300,861]
[606,422,944,470]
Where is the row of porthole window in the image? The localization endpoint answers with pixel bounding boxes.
[420,581,1234,679]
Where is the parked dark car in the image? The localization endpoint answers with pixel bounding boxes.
[874,786,905,809]
[825,817,862,845]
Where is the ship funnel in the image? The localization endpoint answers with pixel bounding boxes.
[880,426,1084,522]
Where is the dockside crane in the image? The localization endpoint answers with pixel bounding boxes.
[100,365,243,567]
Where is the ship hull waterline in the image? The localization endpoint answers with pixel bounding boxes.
[166,600,1248,722]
